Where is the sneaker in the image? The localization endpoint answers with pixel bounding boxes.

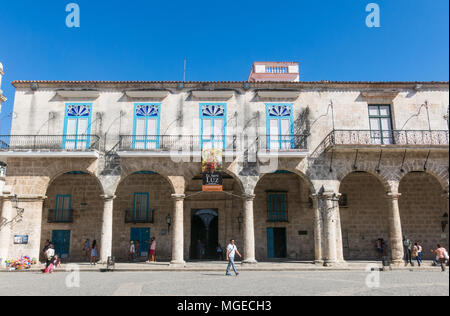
[226,273,231,276]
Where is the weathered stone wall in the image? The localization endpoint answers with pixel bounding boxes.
[112,173,173,261]
[399,172,448,259]
[339,172,390,260]
[40,173,103,262]
[253,173,315,260]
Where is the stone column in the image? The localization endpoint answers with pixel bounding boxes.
[170,194,186,267]
[442,191,449,248]
[0,195,13,263]
[335,199,345,263]
[100,195,115,263]
[311,194,323,264]
[242,194,257,264]
[386,192,404,265]
[27,197,45,261]
[320,191,339,266]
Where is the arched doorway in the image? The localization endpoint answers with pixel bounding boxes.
[253,170,314,261]
[113,171,174,262]
[339,171,390,260]
[40,171,103,262]
[190,209,219,260]
[399,171,448,259]
[186,172,243,261]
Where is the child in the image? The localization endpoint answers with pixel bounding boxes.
[53,255,62,269]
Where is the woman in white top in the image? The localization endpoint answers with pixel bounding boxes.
[45,245,55,273]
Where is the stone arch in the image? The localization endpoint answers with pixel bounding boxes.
[399,161,449,192]
[40,170,105,262]
[255,169,315,195]
[45,168,105,197]
[339,170,391,260]
[253,169,315,261]
[336,164,392,193]
[398,170,449,259]
[114,169,177,196]
[112,169,177,261]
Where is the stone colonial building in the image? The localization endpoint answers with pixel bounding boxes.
[0,62,448,267]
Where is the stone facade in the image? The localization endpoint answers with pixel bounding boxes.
[0,80,448,266]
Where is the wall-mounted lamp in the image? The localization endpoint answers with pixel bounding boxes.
[166,213,172,233]
[442,212,448,233]
[237,212,243,232]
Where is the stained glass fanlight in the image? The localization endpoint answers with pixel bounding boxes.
[136,104,159,117]
[268,105,291,117]
[202,104,225,117]
[67,104,90,117]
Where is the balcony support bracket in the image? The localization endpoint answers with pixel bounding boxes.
[329,149,334,173]
[400,150,407,173]
[376,150,383,173]
[423,150,431,171]
[352,149,359,170]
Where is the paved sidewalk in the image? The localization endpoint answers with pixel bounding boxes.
[1,260,445,273]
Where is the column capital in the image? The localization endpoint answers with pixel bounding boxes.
[171,194,185,201]
[101,195,116,201]
[10,194,47,202]
[442,191,449,199]
[318,191,341,200]
[242,194,255,201]
[386,192,401,200]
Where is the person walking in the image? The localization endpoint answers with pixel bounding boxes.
[375,238,385,260]
[135,240,140,259]
[44,244,55,274]
[217,244,224,261]
[413,242,423,267]
[83,239,90,261]
[225,239,242,276]
[129,241,136,262]
[90,240,98,265]
[432,244,448,272]
[148,237,156,262]
[403,236,413,266]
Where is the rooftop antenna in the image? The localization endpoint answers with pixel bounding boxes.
[183,58,187,82]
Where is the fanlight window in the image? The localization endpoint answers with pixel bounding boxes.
[202,104,225,117]
[136,104,159,117]
[67,104,90,117]
[268,105,291,117]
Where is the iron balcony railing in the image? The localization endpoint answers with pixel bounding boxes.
[118,135,308,152]
[0,135,101,151]
[125,208,155,224]
[256,135,308,151]
[48,209,74,223]
[322,130,449,149]
[118,135,238,152]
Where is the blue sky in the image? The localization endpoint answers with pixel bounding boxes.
[0,0,448,134]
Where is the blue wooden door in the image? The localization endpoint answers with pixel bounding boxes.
[267,228,275,258]
[130,228,151,257]
[52,230,71,259]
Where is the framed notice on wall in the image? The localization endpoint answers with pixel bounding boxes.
[14,235,29,244]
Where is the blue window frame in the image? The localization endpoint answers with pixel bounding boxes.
[268,193,287,222]
[63,103,92,150]
[132,103,161,149]
[133,192,150,222]
[55,194,72,222]
[200,103,226,149]
[266,103,294,150]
